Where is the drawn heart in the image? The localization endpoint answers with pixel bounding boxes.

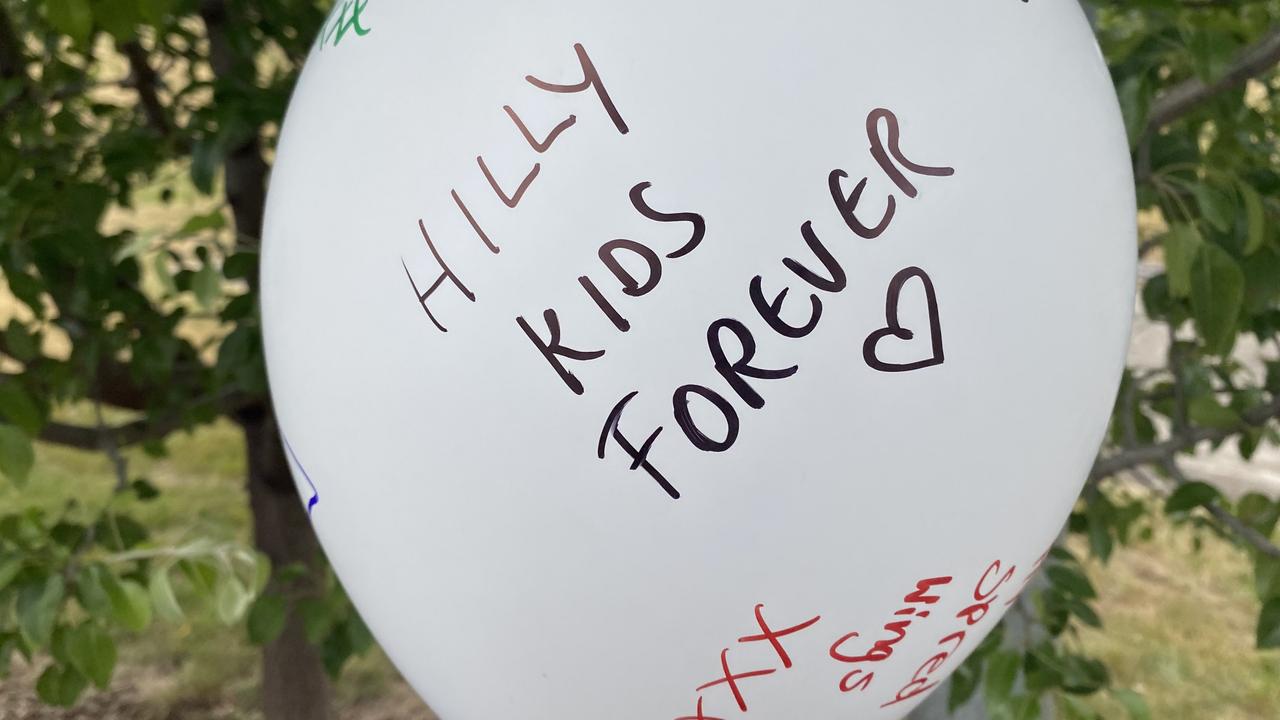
[863,266,945,373]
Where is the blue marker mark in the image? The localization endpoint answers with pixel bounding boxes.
[281,433,320,516]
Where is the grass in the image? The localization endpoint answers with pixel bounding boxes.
[1077,513,1280,719]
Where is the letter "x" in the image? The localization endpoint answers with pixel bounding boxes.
[737,604,821,669]
[695,649,775,712]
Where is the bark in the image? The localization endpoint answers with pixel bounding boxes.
[0,4,22,79]
[237,404,336,720]
[0,1,31,118]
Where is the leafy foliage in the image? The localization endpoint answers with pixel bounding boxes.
[0,0,1279,716]
[0,0,370,709]
[0,489,268,705]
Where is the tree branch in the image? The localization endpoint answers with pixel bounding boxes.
[1146,27,1280,132]
[1205,500,1280,559]
[92,359,154,411]
[1138,26,1280,178]
[0,1,35,124]
[122,39,172,138]
[1160,461,1280,560]
[0,2,25,82]
[38,392,260,451]
[199,0,268,251]
[1091,392,1280,480]
[40,415,183,450]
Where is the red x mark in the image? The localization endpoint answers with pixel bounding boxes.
[737,604,821,669]
[674,696,726,720]
[696,648,776,712]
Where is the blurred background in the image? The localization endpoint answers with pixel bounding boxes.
[2,1,1280,718]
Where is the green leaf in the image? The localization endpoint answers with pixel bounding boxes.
[1238,493,1280,539]
[179,558,219,597]
[247,593,288,645]
[49,522,86,548]
[193,261,221,309]
[1060,695,1098,720]
[297,597,334,644]
[102,574,152,632]
[152,252,178,296]
[252,552,272,594]
[112,231,153,262]
[43,0,94,47]
[137,0,176,24]
[1240,181,1266,256]
[343,610,373,655]
[179,209,227,235]
[1086,501,1115,563]
[215,573,251,625]
[274,562,311,583]
[130,478,160,501]
[1115,74,1150,147]
[1046,566,1098,600]
[149,567,184,623]
[1111,689,1151,720]
[0,425,35,486]
[1243,248,1280,314]
[947,665,979,712]
[1188,396,1242,430]
[984,650,1021,704]
[1163,224,1202,298]
[75,566,112,618]
[1258,598,1280,649]
[1011,693,1042,720]
[0,382,44,436]
[223,252,258,281]
[1165,481,1222,514]
[1060,653,1109,694]
[35,663,88,707]
[95,513,149,551]
[3,321,40,363]
[1189,242,1244,356]
[5,272,45,318]
[0,633,18,678]
[66,623,116,689]
[17,575,66,649]
[94,0,142,42]
[1192,183,1233,233]
[0,555,22,591]
[190,138,223,195]
[1067,598,1103,628]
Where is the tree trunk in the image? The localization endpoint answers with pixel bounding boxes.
[238,404,337,720]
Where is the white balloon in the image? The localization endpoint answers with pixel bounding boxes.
[261,1,1135,718]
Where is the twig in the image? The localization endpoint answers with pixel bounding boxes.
[93,396,130,492]
[1160,461,1280,560]
[1091,393,1280,480]
[1137,26,1280,180]
[39,391,258,451]
[122,39,173,138]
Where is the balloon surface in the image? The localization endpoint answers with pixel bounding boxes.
[261,1,1136,718]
